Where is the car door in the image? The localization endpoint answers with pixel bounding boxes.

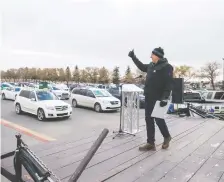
[28,91,38,114]
[20,90,31,112]
[72,88,82,106]
[4,87,12,99]
[79,89,88,107]
[86,90,96,108]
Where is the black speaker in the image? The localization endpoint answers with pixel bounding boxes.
[172,78,184,104]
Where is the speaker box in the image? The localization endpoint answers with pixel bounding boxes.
[172,78,184,104]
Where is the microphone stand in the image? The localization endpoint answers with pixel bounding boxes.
[113,83,136,139]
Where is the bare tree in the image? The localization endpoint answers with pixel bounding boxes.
[174,65,196,82]
[200,61,220,90]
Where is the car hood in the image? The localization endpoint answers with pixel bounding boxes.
[97,96,120,102]
[38,100,70,107]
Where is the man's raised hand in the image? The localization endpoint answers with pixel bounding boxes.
[128,49,135,58]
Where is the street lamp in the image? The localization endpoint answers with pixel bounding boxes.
[223,58,224,82]
[223,58,224,90]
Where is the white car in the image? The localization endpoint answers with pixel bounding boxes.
[14,89,72,121]
[71,87,121,112]
[55,84,69,92]
[1,87,21,100]
[50,86,70,100]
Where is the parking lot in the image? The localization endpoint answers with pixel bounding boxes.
[1,97,146,153]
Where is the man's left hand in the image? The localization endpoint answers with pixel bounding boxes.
[160,100,167,107]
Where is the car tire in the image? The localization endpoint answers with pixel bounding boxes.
[94,103,102,112]
[72,99,78,108]
[37,108,46,121]
[15,103,22,115]
[2,93,6,100]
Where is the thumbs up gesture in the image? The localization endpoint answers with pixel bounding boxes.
[128,49,135,58]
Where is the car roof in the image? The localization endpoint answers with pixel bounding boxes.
[20,88,50,92]
[73,87,105,91]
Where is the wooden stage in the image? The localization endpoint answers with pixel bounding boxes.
[2,116,224,182]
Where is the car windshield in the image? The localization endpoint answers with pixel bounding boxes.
[36,91,58,101]
[52,87,60,90]
[15,88,21,92]
[92,89,111,97]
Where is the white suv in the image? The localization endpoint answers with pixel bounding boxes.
[14,89,72,121]
[71,87,121,112]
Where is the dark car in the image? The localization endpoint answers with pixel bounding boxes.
[184,91,205,103]
[108,87,145,108]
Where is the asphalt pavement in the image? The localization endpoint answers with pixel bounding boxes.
[1,97,145,153]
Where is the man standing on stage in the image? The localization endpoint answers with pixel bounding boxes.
[128,47,173,151]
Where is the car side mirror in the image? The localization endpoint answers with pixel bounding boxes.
[30,98,36,101]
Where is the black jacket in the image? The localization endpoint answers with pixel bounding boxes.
[132,55,173,101]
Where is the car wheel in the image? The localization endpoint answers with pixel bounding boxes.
[15,103,22,114]
[72,99,78,108]
[37,108,46,121]
[94,103,102,112]
[2,93,5,100]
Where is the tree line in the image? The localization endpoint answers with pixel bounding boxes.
[1,61,221,89]
[0,65,144,85]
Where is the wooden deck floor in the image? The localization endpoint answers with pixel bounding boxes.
[2,116,224,182]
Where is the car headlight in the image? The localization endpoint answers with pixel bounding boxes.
[46,106,55,110]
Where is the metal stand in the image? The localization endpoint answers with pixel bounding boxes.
[113,84,140,139]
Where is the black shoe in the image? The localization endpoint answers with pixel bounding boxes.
[139,143,156,151]
[162,136,172,149]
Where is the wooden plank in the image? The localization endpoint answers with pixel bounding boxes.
[101,120,221,182]
[1,118,179,170]
[38,117,180,158]
[219,174,224,182]
[150,121,224,182]
[211,143,224,160]
[90,119,207,182]
[30,118,179,170]
[188,158,224,182]
[63,118,206,181]
[120,124,213,182]
[0,116,206,182]
[2,125,147,169]
[37,129,148,170]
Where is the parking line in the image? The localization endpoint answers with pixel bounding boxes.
[0,119,56,142]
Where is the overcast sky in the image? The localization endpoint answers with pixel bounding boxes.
[1,0,224,76]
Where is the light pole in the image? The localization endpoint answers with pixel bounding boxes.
[223,58,224,82]
[223,58,224,89]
